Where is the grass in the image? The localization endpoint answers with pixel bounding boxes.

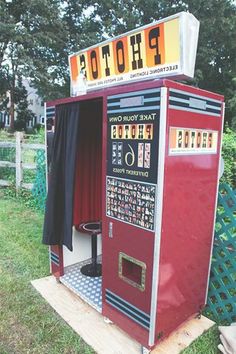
[181,326,220,354]
[0,191,94,354]
[0,191,221,354]
[0,130,15,142]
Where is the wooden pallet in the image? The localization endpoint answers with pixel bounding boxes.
[32,276,215,354]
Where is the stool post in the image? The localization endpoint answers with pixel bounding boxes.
[91,233,98,268]
[79,221,102,277]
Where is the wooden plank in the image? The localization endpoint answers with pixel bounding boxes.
[32,276,141,354]
[0,141,44,150]
[0,161,15,168]
[22,143,45,150]
[15,132,23,190]
[22,183,33,190]
[32,276,215,354]
[0,142,15,148]
[0,179,11,187]
[152,316,215,354]
[22,163,36,170]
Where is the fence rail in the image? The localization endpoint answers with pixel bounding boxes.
[0,179,11,187]
[0,161,15,168]
[0,142,15,148]
[0,132,45,190]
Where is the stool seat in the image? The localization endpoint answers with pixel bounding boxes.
[79,222,101,234]
[77,221,102,278]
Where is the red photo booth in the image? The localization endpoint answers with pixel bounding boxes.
[43,78,224,349]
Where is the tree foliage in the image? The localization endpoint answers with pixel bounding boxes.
[14,77,36,131]
[221,127,236,187]
[0,0,68,127]
[0,0,236,128]
[91,0,236,127]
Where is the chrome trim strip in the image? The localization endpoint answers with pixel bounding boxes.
[46,107,55,112]
[105,290,150,329]
[206,104,221,111]
[148,87,167,346]
[51,251,59,260]
[204,102,225,304]
[105,295,150,324]
[51,257,59,265]
[106,175,157,186]
[46,112,55,117]
[107,106,160,114]
[51,254,59,261]
[169,96,189,104]
[49,247,52,273]
[51,259,59,266]
[106,289,150,318]
[50,256,59,266]
[45,103,50,275]
[169,96,221,112]
[169,105,221,117]
[107,97,160,108]
[169,88,222,104]
[144,97,161,103]
[108,88,161,100]
[106,298,149,330]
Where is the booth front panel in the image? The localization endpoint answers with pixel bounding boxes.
[102,87,161,345]
[102,81,224,348]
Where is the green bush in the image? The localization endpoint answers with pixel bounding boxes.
[27,126,45,144]
[221,127,236,188]
[14,119,26,131]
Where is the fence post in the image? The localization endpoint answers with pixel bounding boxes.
[15,132,23,190]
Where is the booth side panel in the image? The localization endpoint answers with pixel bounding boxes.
[50,245,64,277]
[154,87,224,342]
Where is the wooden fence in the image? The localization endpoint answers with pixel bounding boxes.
[0,132,45,190]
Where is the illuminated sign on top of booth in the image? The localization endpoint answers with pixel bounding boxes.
[69,12,199,95]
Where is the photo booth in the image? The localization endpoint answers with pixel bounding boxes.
[43,12,224,350]
[43,79,224,349]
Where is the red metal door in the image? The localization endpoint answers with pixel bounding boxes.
[102,87,162,346]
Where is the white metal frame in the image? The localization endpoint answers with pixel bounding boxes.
[204,102,225,303]
[148,87,168,346]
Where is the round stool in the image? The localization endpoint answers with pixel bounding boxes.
[78,221,102,277]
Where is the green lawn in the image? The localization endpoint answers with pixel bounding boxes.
[0,192,93,354]
[0,192,220,353]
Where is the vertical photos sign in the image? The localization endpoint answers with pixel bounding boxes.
[69,12,199,94]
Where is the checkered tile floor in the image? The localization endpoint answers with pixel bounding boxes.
[60,257,102,313]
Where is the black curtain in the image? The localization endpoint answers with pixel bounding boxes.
[43,102,80,251]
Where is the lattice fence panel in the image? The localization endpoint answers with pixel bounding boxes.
[206,183,236,323]
[32,149,47,211]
